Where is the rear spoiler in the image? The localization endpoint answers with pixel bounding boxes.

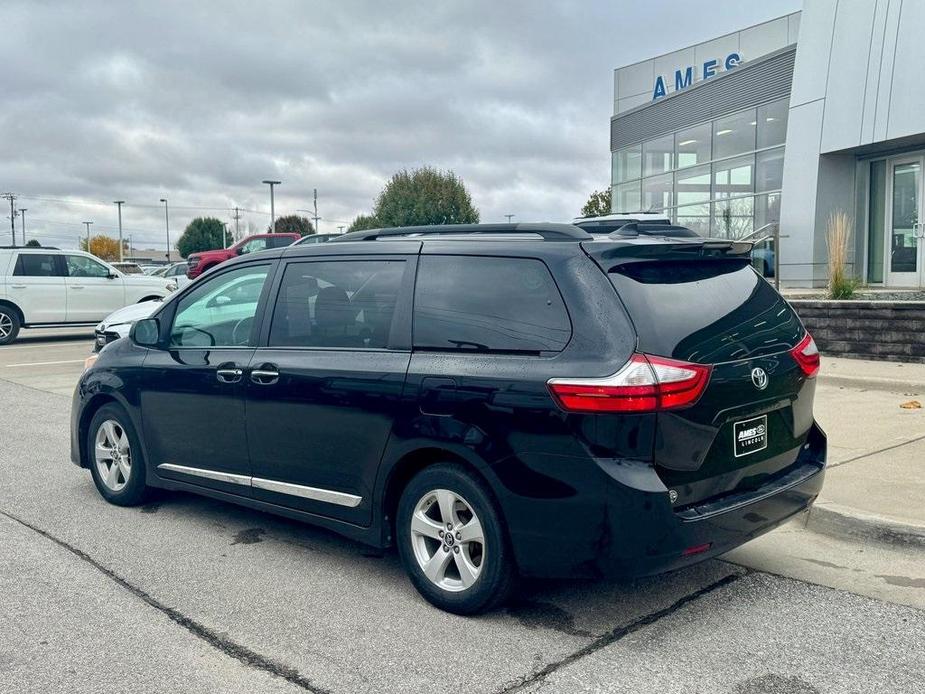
[582,238,754,269]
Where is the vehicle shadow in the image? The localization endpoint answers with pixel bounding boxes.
[139,487,744,637]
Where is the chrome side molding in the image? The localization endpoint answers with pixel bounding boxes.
[251,477,362,508]
[156,463,251,487]
[156,463,362,508]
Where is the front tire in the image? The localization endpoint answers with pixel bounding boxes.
[0,306,21,345]
[397,464,515,615]
[88,404,149,506]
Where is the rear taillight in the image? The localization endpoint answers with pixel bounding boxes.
[791,333,820,378]
[547,354,711,414]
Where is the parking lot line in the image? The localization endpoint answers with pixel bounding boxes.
[5,359,86,368]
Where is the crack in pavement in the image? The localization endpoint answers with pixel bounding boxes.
[828,432,925,469]
[493,572,744,694]
[0,508,332,694]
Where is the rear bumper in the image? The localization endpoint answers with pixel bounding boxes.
[510,422,826,578]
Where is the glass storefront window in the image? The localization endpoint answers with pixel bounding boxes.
[755,192,781,229]
[642,173,673,212]
[613,180,642,212]
[713,154,755,199]
[868,160,886,283]
[643,134,674,177]
[675,123,711,169]
[612,101,789,242]
[712,197,755,239]
[675,164,711,206]
[613,145,642,184]
[674,203,711,236]
[713,109,757,160]
[756,147,784,193]
[757,99,788,149]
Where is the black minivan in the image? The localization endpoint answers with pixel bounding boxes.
[71,223,826,614]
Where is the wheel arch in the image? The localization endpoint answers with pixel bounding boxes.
[0,299,25,325]
[138,295,163,303]
[77,392,141,469]
[379,446,506,548]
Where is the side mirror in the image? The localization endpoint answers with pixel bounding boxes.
[108,272,119,279]
[235,246,245,255]
[131,318,160,347]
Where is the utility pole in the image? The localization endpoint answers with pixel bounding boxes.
[504,214,515,223]
[159,198,170,262]
[232,206,241,242]
[83,221,93,255]
[262,180,281,233]
[2,193,16,247]
[114,201,125,262]
[313,188,320,234]
[19,208,27,245]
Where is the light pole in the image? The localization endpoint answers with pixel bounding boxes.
[222,222,229,249]
[83,221,93,255]
[504,214,515,223]
[19,208,26,245]
[262,180,281,233]
[114,201,125,262]
[159,198,170,262]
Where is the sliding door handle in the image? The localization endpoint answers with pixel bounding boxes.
[216,366,243,384]
[250,365,279,385]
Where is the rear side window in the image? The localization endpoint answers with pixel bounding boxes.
[13,254,61,277]
[268,235,295,249]
[414,256,571,354]
[608,259,803,362]
[269,260,406,349]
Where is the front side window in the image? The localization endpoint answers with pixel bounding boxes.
[13,253,60,277]
[170,265,270,347]
[66,255,111,278]
[414,256,571,354]
[239,237,268,255]
[268,260,406,349]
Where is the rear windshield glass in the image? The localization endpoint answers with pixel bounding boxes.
[608,259,803,363]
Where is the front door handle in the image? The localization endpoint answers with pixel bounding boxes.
[216,364,243,383]
[250,364,280,385]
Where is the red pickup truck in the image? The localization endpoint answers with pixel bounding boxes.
[186,233,300,279]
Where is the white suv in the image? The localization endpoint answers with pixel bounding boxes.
[0,248,176,345]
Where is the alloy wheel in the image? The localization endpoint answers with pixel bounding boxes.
[0,313,11,339]
[410,489,485,592]
[94,419,132,492]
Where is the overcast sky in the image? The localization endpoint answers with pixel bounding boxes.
[1,0,800,251]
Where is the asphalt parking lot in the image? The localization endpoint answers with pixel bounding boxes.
[1,331,923,694]
[0,327,93,396]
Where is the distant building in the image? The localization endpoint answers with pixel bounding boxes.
[611,1,925,287]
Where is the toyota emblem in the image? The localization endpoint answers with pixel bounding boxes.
[751,367,769,390]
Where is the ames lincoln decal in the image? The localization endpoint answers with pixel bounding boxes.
[652,52,741,100]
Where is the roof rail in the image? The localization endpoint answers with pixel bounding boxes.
[333,223,593,242]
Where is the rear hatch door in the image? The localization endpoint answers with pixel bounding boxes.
[587,241,815,508]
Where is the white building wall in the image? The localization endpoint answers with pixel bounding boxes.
[779,0,925,286]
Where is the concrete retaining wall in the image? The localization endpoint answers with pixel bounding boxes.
[789,300,925,363]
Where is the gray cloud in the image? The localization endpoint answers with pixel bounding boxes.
[1,0,799,249]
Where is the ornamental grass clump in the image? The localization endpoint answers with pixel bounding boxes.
[826,211,860,299]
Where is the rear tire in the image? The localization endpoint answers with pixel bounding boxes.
[87,404,149,506]
[397,463,515,615]
[0,306,21,345]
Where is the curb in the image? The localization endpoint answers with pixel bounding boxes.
[805,501,925,549]
[817,373,925,393]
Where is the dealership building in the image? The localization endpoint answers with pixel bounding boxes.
[610,0,925,287]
